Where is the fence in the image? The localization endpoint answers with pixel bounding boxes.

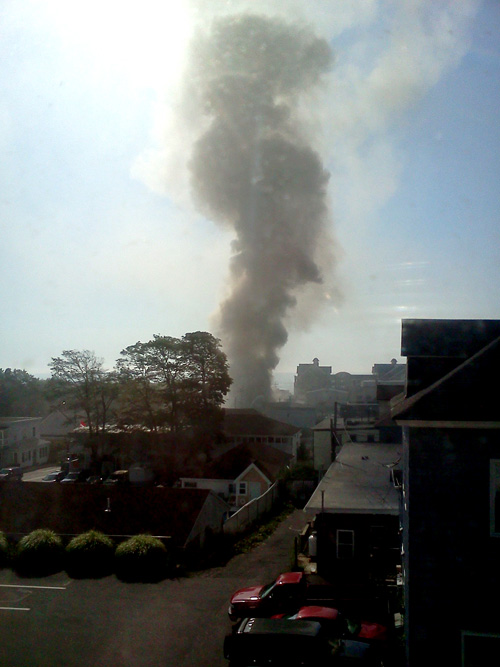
[223,481,281,535]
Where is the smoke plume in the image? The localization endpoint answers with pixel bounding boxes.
[186,14,334,405]
[132,1,479,397]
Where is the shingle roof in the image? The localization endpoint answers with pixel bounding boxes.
[189,441,292,481]
[0,484,215,548]
[223,408,301,436]
[40,409,84,436]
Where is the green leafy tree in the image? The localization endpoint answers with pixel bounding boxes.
[180,331,232,433]
[116,332,231,434]
[116,339,171,431]
[0,368,47,417]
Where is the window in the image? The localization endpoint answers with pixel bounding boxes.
[238,482,247,495]
[228,483,236,494]
[336,530,354,559]
[32,427,36,437]
[183,481,197,488]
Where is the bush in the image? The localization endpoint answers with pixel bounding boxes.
[0,531,10,567]
[16,529,64,576]
[115,534,172,582]
[65,530,114,578]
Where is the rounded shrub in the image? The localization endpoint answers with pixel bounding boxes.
[115,534,172,582]
[65,530,114,578]
[16,529,64,576]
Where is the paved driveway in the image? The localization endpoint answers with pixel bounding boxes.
[0,509,308,666]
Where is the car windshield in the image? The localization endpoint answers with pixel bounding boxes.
[259,582,277,599]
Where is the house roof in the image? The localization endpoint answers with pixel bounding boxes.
[0,484,219,548]
[188,441,293,482]
[392,333,500,426]
[40,409,84,437]
[304,442,401,516]
[223,408,301,437]
[372,363,406,383]
[401,318,500,358]
[0,417,41,427]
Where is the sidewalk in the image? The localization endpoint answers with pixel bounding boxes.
[221,508,312,583]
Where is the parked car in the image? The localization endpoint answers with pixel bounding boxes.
[228,572,337,621]
[0,466,23,481]
[86,475,104,484]
[41,470,66,483]
[224,617,384,666]
[223,617,332,666]
[60,470,89,484]
[273,606,388,643]
[103,470,129,485]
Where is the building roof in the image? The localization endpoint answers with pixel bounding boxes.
[0,484,220,548]
[372,362,406,383]
[223,408,301,437]
[0,417,41,427]
[304,442,401,516]
[392,333,500,426]
[401,318,500,358]
[187,441,292,482]
[40,409,84,437]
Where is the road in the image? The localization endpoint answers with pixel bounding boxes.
[0,508,307,666]
[22,465,61,482]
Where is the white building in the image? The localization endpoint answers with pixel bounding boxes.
[0,417,49,468]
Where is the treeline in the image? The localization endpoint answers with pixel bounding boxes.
[2,332,232,438]
[0,368,48,417]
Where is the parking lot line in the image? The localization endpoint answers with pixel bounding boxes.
[0,606,30,611]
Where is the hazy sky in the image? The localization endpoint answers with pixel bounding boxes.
[1,0,499,390]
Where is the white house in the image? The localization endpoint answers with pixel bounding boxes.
[0,417,50,468]
[180,441,292,512]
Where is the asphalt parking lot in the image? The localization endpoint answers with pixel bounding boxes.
[0,509,306,667]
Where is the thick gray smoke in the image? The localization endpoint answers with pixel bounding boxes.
[187,14,334,405]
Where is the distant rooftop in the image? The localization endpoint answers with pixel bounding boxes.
[223,408,301,436]
[0,417,42,426]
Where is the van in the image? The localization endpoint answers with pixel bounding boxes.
[223,618,333,666]
[223,617,384,666]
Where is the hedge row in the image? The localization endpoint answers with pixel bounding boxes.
[0,529,175,582]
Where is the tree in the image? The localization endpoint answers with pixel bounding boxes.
[180,331,232,433]
[48,350,117,439]
[116,332,232,434]
[115,338,179,432]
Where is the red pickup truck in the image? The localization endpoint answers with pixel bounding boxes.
[228,572,338,622]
